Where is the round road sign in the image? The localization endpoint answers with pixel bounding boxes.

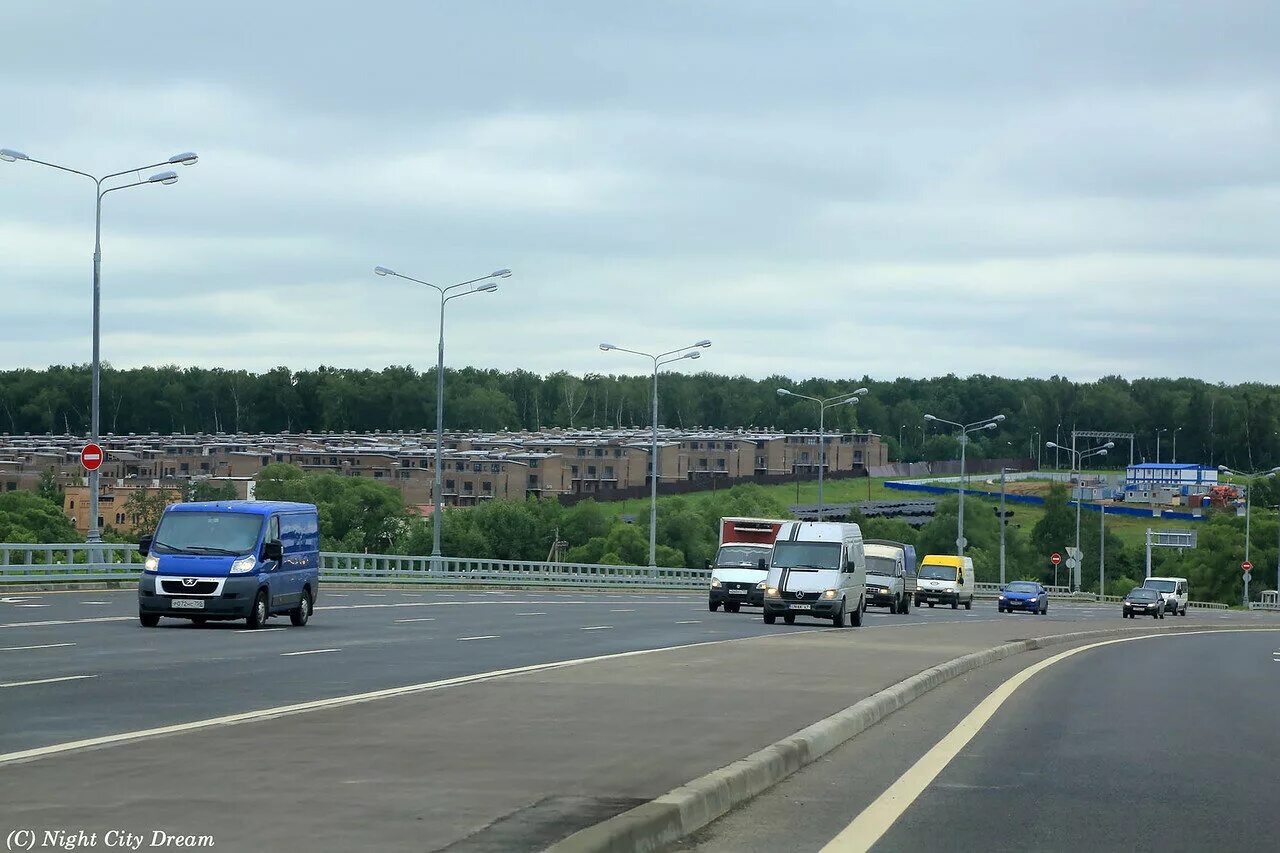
[1050,553,1062,566]
[1242,560,1253,572]
[80,443,104,472]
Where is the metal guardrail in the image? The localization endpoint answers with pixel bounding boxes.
[0,544,710,589]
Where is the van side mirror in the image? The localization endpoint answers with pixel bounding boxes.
[262,540,283,562]
[138,535,152,557]
[758,558,768,571]
[704,559,712,571]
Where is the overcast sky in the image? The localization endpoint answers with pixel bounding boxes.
[2,1,1277,384]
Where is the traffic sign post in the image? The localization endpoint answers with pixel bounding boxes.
[80,443,104,472]
[1050,552,1061,588]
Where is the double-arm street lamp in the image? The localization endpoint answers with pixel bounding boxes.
[374,265,512,562]
[600,340,711,567]
[1218,465,1280,605]
[777,388,868,521]
[2,147,198,542]
[1046,440,1113,591]
[924,413,1006,557]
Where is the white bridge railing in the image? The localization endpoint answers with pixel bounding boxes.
[0,544,709,589]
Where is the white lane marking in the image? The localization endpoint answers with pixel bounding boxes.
[580,626,612,631]
[0,629,822,767]
[394,617,436,623]
[281,649,340,657]
[0,596,38,603]
[232,628,286,634]
[676,620,701,624]
[457,635,500,641]
[326,593,347,598]
[821,628,1280,852]
[364,594,387,598]
[609,609,636,613]
[0,642,77,653]
[15,604,51,608]
[514,612,547,616]
[1,674,97,689]
[1,616,133,629]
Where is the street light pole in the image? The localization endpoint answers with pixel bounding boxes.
[998,466,1009,586]
[601,340,711,566]
[375,265,511,562]
[2,148,198,543]
[924,413,1006,556]
[1156,428,1167,464]
[777,387,869,521]
[1172,427,1182,464]
[1047,440,1114,592]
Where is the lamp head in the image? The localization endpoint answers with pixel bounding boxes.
[1046,441,1057,448]
[1097,449,1108,457]
[1218,465,1230,473]
[599,343,616,352]
[148,170,179,185]
[686,351,701,360]
[992,414,1006,422]
[924,414,936,422]
[1104,441,1116,449]
[777,388,791,397]
[854,387,869,396]
[844,396,860,405]
[983,422,998,430]
[476,282,498,293]
[168,152,199,166]
[491,268,513,278]
[374,266,395,277]
[0,148,29,162]
[695,339,712,348]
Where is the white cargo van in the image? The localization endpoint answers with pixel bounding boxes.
[1142,576,1189,616]
[762,521,866,627]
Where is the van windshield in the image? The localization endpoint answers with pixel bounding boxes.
[866,555,899,577]
[772,542,841,571]
[716,545,771,569]
[919,564,957,581]
[1144,579,1177,593]
[152,512,263,556]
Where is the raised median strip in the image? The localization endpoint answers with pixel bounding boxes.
[547,623,1279,853]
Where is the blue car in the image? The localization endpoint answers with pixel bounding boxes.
[137,501,320,629]
[998,581,1048,615]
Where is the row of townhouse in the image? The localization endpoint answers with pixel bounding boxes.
[1,428,886,533]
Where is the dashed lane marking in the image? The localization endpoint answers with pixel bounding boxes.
[0,642,76,653]
[1,674,97,689]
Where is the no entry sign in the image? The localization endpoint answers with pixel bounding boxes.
[80,443,104,471]
[1242,560,1253,572]
[1050,553,1062,566]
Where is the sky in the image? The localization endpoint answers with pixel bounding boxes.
[2,1,1277,384]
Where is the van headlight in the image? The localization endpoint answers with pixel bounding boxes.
[765,587,780,598]
[756,581,767,590]
[144,556,159,572]
[229,555,257,574]
[823,589,838,599]
[710,578,723,588]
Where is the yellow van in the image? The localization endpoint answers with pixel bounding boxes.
[915,555,975,610]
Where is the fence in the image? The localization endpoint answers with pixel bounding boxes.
[883,479,1207,522]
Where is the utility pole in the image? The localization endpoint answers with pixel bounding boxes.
[998,467,1008,586]
[1099,503,1106,598]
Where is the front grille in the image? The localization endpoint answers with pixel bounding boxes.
[160,579,219,596]
[726,582,757,591]
[779,590,826,601]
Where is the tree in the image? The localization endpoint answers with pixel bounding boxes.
[37,469,63,505]
[123,490,172,535]
[187,480,237,502]
[0,491,80,543]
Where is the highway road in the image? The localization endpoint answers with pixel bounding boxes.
[679,628,1280,853]
[0,587,1270,851]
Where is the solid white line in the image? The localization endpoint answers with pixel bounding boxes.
[821,629,1280,853]
[394,617,435,623]
[0,629,826,767]
[81,601,111,605]
[1,674,97,689]
[0,642,77,653]
[609,609,636,613]
[14,604,50,608]
[675,620,701,624]
[580,626,612,631]
[232,628,286,634]
[457,635,499,641]
[514,612,546,616]
[365,594,387,598]
[281,649,340,657]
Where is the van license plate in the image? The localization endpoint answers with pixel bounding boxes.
[172,599,205,610]
[729,589,747,595]
[789,603,811,610]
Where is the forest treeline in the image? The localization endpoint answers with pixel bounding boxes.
[2,364,1277,469]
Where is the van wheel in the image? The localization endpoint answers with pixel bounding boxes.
[290,590,312,627]
[246,590,269,629]
[951,601,958,609]
[964,599,972,610]
[850,597,864,627]
[726,603,741,613]
[832,603,846,628]
[784,614,796,625]
[927,602,935,608]
[139,612,160,628]
[709,601,720,612]
[899,596,909,614]
[191,616,207,625]
[763,612,776,625]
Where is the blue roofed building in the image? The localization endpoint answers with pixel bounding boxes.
[1122,463,1218,505]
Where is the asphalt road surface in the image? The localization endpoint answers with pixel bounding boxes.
[1,587,1269,852]
[680,628,1280,853]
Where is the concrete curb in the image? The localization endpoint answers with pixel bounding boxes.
[546,624,1271,853]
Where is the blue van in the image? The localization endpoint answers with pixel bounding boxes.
[137,501,320,629]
